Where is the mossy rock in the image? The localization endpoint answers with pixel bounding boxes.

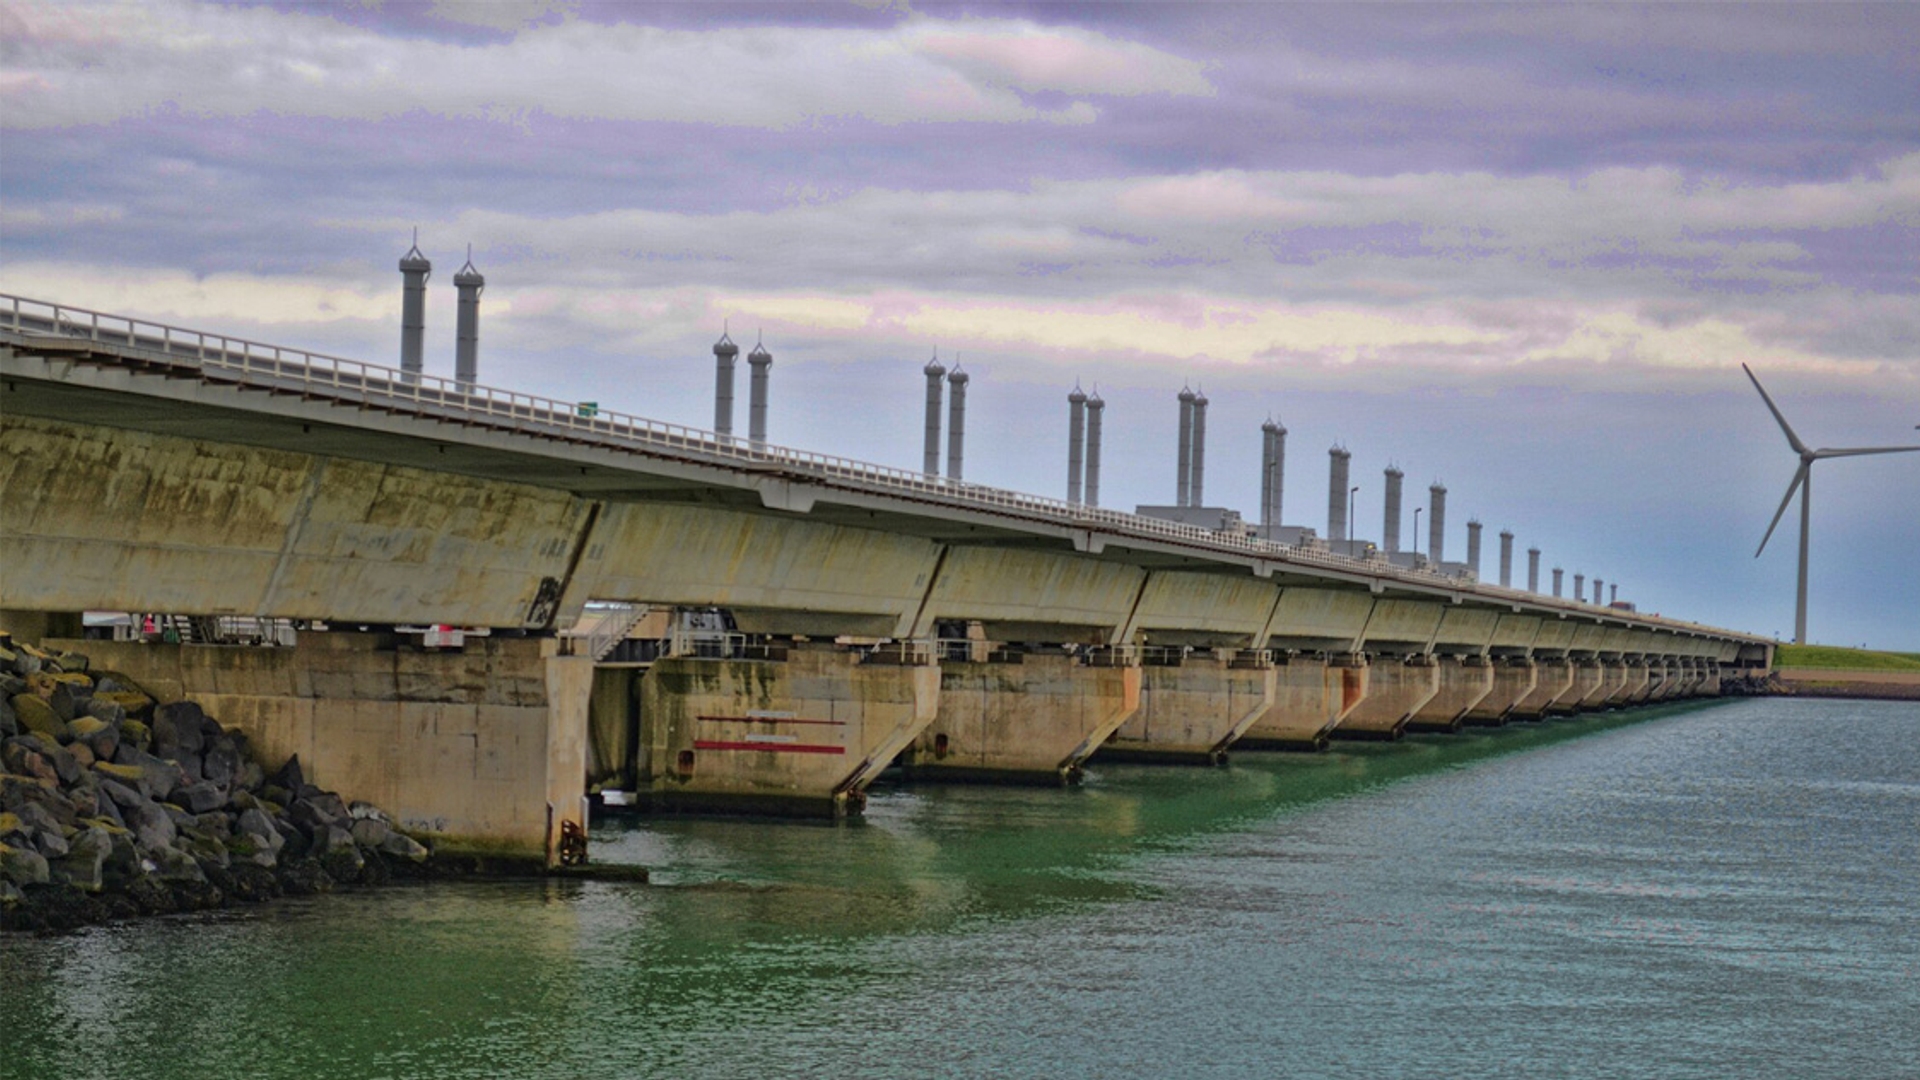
[95,691,154,720]
[68,716,112,741]
[77,816,130,837]
[54,652,91,674]
[93,761,145,785]
[10,694,68,742]
[120,719,152,749]
[47,671,94,689]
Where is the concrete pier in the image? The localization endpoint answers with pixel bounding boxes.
[1463,658,1538,726]
[39,633,589,867]
[905,652,1140,784]
[1333,655,1441,740]
[1235,655,1365,751]
[1100,652,1273,765]
[1510,658,1575,720]
[639,643,937,816]
[1406,655,1497,733]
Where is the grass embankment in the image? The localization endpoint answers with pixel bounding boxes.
[1772,644,1920,672]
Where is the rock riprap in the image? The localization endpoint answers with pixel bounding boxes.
[1,635,431,934]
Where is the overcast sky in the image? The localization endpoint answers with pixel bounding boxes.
[5,1,1917,648]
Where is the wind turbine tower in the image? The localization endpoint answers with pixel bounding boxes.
[1744,364,1920,645]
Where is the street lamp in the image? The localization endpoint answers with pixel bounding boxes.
[1413,507,1423,556]
[1349,485,1359,554]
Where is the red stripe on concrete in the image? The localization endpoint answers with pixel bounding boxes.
[696,715,846,726]
[692,739,846,755]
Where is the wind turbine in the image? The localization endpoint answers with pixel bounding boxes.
[1743,364,1920,645]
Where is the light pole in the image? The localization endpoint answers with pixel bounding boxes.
[1348,485,1359,555]
[1413,507,1423,556]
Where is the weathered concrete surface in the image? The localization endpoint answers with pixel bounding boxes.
[1488,613,1543,654]
[49,634,587,865]
[1265,590,1375,652]
[1131,572,1279,648]
[1334,656,1441,740]
[1562,661,1608,713]
[907,653,1140,783]
[1598,659,1632,705]
[1463,658,1538,726]
[638,644,937,815]
[1235,656,1364,751]
[1431,608,1500,653]
[2,415,590,628]
[568,502,941,638]
[1510,658,1574,720]
[1359,599,1445,652]
[916,547,1146,644]
[1406,656,1495,733]
[1101,654,1273,763]
[1621,660,1653,703]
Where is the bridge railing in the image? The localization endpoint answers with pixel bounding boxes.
[0,292,1735,638]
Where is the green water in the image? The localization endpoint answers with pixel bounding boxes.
[5,699,1916,1079]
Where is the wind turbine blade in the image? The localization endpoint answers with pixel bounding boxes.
[1756,462,1808,558]
[1742,364,1809,456]
[1811,444,1920,459]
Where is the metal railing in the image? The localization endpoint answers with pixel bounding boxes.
[0,292,1749,643]
[564,602,649,661]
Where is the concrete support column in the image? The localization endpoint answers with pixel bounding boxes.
[1406,655,1496,733]
[1463,657,1537,726]
[1621,659,1653,703]
[1510,657,1574,720]
[906,651,1140,785]
[1333,655,1441,741]
[1564,659,1608,713]
[642,642,939,816]
[1237,654,1367,751]
[46,633,587,867]
[1100,651,1275,765]
[1600,658,1632,705]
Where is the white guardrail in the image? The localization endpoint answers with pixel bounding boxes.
[0,292,1740,640]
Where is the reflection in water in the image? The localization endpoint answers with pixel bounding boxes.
[6,699,1916,1080]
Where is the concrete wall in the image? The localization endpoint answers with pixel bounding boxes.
[1237,656,1365,750]
[568,502,940,637]
[639,644,937,815]
[3,415,588,628]
[1335,656,1441,738]
[907,654,1140,782]
[917,547,1146,643]
[1464,659,1537,725]
[1407,656,1495,732]
[48,634,586,864]
[1104,655,1272,763]
[1131,572,1278,648]
[1265,589,1375,651]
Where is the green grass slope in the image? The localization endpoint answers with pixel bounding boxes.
[1773,644,1920,672]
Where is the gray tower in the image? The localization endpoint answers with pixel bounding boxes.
[452,249,484,391]
[1552,567,1564,598]
[1085,390,1104,509]
[747,337,772,448]
[1176,387,1196,507]
[1467,519,1483,576]
[1610,583,1618,605]
[1328,446,1351,542]
[1383,466,1404,554]
[922,353,946,476]
[712,328,739,437]
[1260,418,1285,530]
[1528,547,1542,593]
[946,365,968,481]
[1593,577,1604,607]
[1574,572,1585,603]
[1428,482,1447,566]
[1067,385,1087,504]
[1190,388,1209,507]
[1499,530,1515,588]
[398,232,430,384]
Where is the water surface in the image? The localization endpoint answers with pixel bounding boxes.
[5,698,1915,1079]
